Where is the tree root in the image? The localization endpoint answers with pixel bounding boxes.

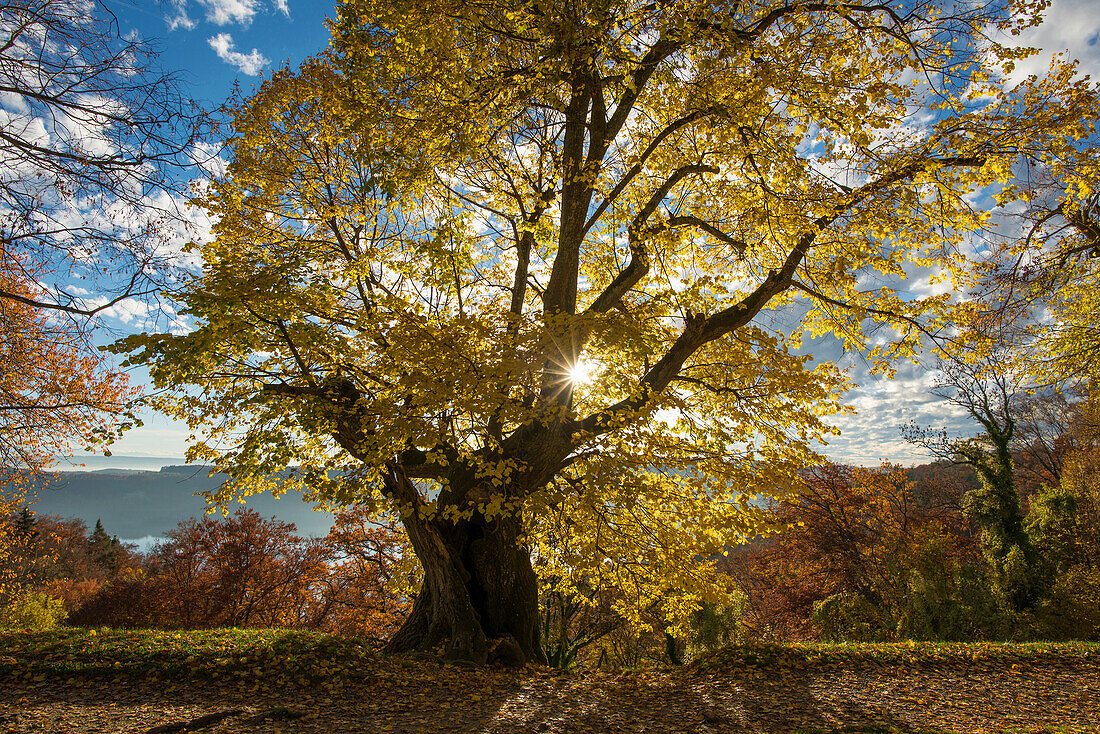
[240,706,306,725]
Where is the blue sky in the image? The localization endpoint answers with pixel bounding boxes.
[77,0,1100,469]
[109,1,335,105]
[59,1,337,468]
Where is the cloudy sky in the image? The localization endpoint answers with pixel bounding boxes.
[122,1,331,89]
[825,0,1100,465]
[71,0,1100,468]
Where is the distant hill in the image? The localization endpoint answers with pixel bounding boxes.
[46,455,185,472]
[25,465,333,540]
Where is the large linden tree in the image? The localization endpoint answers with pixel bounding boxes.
[125,0,1098,663]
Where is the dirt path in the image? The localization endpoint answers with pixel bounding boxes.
[3,656,1098,734]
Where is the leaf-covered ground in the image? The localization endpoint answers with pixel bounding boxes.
[1,630,1098,733]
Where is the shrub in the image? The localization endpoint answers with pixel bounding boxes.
[812,592,891,642]
[893,526,1007,641]
[1037,566,1100,640]
[68,574,168,628]
[688,598,745,658]
[0,590,67,629]
[897,562,1007,641]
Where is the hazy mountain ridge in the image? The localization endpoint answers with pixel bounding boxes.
[26,464,333,539]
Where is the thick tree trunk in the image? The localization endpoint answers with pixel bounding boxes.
[381,468,546,665]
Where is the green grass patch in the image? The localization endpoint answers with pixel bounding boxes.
[2,629,1097,687]
[0,627,381,685]
[690,640,1100,671]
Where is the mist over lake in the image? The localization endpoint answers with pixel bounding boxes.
[27,460,333,540]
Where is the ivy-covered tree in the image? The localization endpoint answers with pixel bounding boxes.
[904,324,1043,610]
[125,0,1099,663]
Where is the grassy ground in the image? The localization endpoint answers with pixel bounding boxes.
[0,628,375,687]
[1,629,1098,733]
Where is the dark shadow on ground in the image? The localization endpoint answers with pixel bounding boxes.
[1,656,1098,733]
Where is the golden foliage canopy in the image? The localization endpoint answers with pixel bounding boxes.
[125,0,1098,636]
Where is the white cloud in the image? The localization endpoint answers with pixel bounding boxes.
[120,535,165,553]
[207,33,269,76]
[189,140,228,178]
[166,0,195,30]
[1004,0,1100,84]
[0,90,29,114]
[199,0,260,26]
[823,360,973,466]
[166,1,289,30]
[0,109,51,181]
[905,264,955,300]
[99,297,152,324]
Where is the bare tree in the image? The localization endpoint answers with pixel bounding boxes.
[1011,387,1084,497]
[973,153,1100,385]
[0,0,206,319]
[0,1,208,472]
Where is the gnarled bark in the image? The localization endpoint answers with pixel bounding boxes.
[381,465,546,665]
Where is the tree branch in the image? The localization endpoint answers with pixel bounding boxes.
[573,155,987,436]
[584,107,720,234]
[666,215,747,256]
[584,165,718,315]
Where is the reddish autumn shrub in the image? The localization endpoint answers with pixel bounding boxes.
[314,509,415,642]
[726,462,981,641]
[67,572,169,628]
[71,507,415,637]
[154,509,331,628]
